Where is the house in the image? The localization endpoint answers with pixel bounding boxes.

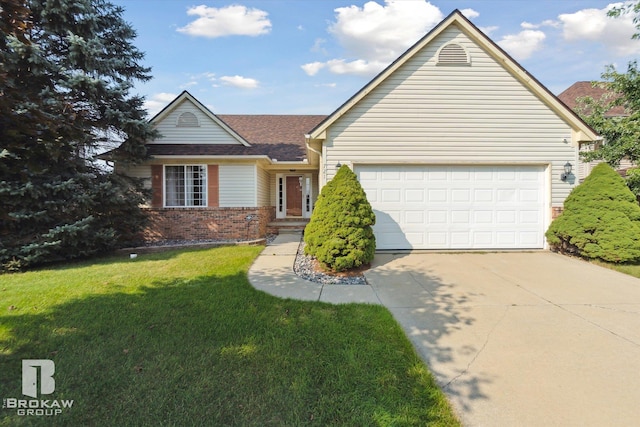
[116,10,598,250]
[558,81,632,178]
[558,81,627,118]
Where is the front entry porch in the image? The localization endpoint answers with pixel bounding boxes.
[266,218,309,235]
[275,173,314,219]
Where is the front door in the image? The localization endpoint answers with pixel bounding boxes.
[286,176,302,216]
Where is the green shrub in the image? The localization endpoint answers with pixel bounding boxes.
[546,163,640,262]
[305,165,376,272]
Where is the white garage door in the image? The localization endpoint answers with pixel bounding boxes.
[356,165,546,250]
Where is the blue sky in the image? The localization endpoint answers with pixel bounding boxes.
[111,0,640,116]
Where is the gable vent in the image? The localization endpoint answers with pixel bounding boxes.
[438,43,469,65]
[177,111,199,127]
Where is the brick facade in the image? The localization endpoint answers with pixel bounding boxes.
[143,206,275,242]
[552,206,564,219]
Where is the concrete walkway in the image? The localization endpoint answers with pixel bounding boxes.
[249,232,381,305]
[248,233,640,426]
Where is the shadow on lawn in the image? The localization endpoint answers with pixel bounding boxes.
[0,266,458,426]
[0,271,272,426]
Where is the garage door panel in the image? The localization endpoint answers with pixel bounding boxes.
[474,189,494,202]
[427,188,447,202]
[451,210,470,224]
[405,189,425,202]
[520,232,540,245]
[497,210,516,223]
[451,189,470,202]
[452,170,471,180]
[381,188,401,203]
[405,210,425,224]
[357,165,545,250]
[520,187,541,200]
[428,211,447,224]
[381,170,401,180]
[520,210,541,223]
[427,232,448,246]
[497,189,516,202]
[474,210,493,224]
[473,231,493,246]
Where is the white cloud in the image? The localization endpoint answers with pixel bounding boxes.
[304,0,444,77]
[144,92,178,117]
[460,8,479,19]
[480,25,499,36]
[311,38,328,55]
[177,5,271,38]
[329,0,443,64]
[498,29,546,60]
[219,75,259,89]
[180,80,198,89]
[542,19,561,29]
[301,62,325,76]
[559,4,640,56]
[325,58,387,76]
[302,58,388,77]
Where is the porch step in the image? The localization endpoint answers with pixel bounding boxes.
[267,220,309,235]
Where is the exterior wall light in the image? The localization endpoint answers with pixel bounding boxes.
[561,162,572,181]
[336,162,342,169]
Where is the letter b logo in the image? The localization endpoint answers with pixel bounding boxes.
[22,360,55,398]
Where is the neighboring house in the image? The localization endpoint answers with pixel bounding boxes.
[115,10,598,250]
[558,81,632,179]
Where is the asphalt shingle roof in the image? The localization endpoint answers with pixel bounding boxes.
[558,81,627,118]
[146,114,327,162]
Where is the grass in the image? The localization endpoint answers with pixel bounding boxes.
[0,246,459,426]
[592,259,640,279]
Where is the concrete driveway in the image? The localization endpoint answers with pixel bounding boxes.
[364,252,640,426]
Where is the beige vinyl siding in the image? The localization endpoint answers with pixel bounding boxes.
[219,164,256,207]
[256,166,271,207]
[153,99,243,145]
[116,164,152,189]
[324,25,578,206]
[269,174,277,206]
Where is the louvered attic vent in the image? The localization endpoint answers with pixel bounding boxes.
[438,43,469,65]
[177,111,199,127]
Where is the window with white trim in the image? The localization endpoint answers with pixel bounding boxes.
[165,165,207,207]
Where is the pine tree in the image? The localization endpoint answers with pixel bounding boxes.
[0,0,157,271]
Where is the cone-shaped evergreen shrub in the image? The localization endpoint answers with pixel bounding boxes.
[546,163,640,262]
[304,165,376,272]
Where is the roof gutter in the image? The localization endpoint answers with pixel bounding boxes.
[304,134,322,157]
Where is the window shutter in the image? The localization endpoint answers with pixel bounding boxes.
[151,165,163,207]
[208,165,219,207]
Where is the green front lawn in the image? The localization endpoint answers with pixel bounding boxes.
[0,246,459,426]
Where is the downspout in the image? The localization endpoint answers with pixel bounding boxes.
[305,134,324,185]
